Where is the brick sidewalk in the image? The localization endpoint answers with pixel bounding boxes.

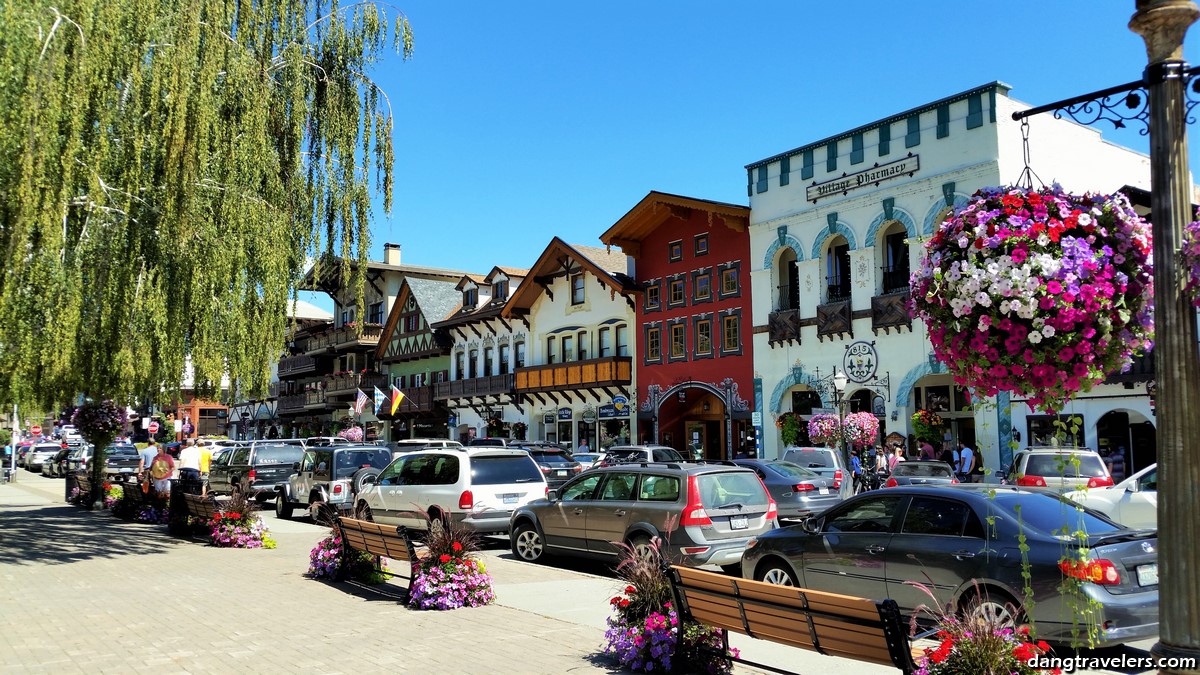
[0,481,617,674]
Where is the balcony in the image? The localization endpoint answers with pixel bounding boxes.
[434,374,515,401]
[767,309,802,347]
[278,393,307,413]
[515,356,632,393]
[326,372,390,396]
[392,384,436,415]
[871,289,912,334]
[278,354,317,377]
[816,300,852,341]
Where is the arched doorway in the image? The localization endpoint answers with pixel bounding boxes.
[1096,409,1157,474]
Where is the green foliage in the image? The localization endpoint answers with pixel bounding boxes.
[0,0,413,409]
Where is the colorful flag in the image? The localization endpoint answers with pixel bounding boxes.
[390,385,406,416]
[354,388,370,414]
[373,386,386,415]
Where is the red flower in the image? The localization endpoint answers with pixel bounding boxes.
[625,585,636,594]
[452,541,463,552]
[439,554,451,563]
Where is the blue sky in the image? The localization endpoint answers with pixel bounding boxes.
[347,0,1198,277]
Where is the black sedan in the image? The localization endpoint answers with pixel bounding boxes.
[882,460,958,488]
[740,485,1158,648]
[731,459,841,519]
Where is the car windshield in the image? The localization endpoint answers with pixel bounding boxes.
[254,446,303,464]
[470,455,542,484]
[696,472,769,509]
[992,491,1122,536]
[528,450,574,466]
[1025,454,1107,478]
[764,461,820,479]
[892,463,954,478]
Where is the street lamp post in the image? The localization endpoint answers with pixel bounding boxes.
[832,369,849,474]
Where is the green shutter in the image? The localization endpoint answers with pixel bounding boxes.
[936,105,949,138]
[780,156,790,186]
[801,149,814,179]
[905,115,920,148]
[756,166,768,194]
[879,124,891,156]
[850,133,864,164]
[967,94,983,129]
[826,141,837,172]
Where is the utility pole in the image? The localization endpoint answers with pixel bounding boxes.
[1129,1,1200,672]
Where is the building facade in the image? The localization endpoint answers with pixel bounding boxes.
[746,82,1154,475]
[601,192,755,460]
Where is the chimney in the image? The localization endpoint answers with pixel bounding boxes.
[383,242,401,265]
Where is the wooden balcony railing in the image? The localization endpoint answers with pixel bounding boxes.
[816,300,853,340]
[515,356,632,393]
[278,354,317,376]
[434,374,515,400]
[871,289,912,334]
[767,309,802,347]
[326,372,390,396]
[278,393,307,413]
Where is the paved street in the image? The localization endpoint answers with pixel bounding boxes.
[0,473,1160,674]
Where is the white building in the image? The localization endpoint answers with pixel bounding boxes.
[747,82,1155,475]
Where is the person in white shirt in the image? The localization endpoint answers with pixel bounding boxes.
[957,442,975,482]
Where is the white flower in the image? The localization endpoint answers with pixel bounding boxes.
[1029,331,1043,344]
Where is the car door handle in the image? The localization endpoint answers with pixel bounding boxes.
[953,550,976,560]
[865,545,886,554]
[614,509,627,517]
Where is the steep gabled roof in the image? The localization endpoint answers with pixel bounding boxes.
[502,237,637,317]
[599,191,750,257]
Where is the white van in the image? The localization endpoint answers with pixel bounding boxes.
[354,447,546,534]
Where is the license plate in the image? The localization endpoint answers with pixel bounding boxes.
[502,494,519,505]
[1137,563,1158,586]
[730,515,748,530]
[818,487,829,495]
[556,470,568,477]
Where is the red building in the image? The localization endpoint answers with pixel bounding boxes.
[600,192,754,460]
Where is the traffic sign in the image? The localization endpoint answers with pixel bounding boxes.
[30,425,42,435]
[148,421,160,434]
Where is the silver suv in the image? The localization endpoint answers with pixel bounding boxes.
[509,462,778,573]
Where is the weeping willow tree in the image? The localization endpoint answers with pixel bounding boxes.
[0,0,412,413]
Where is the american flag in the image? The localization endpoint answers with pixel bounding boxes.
[354,388,370,414]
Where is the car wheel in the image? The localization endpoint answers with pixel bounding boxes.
[961,589,1023,631]
[512,522,545,563]
[757,560,799,586]
[628,535,656,563]
[720,563,743,576]
[275,493,293,520]
[355,501,373,522]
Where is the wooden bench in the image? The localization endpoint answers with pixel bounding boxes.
[334,517,419,594]
[665,565,915,674]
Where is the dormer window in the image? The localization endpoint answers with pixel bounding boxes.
[492,280,508,301]
[463,288,478,308]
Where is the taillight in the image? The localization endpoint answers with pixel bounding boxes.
[884,477,898,488]
[459,490,474,510]
[832,469,843,489]
[1059,558,1122,585]
[1017,475,1047,487]
[680,476,712,527]
[792,484,815,492]
[247,469,256,482]
[1088,476,1114,488]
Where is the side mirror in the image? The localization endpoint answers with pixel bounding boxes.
[801,517,821,535]
[546,489,559,502]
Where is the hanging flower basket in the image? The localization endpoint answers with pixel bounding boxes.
[910,185,1154,412]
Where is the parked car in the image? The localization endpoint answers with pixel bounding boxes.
[1064,463,1157,530]
[883,460,959,488]
[731,459,841,519]
[102,444,142,481]
[779,446,852,499]
[209,442,306,500]
[25,443,62,472]
[740,485,1158,647]
[40,448,73,478]
[510,462,778,573]
[1001,448,1113,491]
[276,445,393,520]
[600,445,685,466]
[385,438,464,458]
[355,447,546,534]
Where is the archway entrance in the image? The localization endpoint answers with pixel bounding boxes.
[1097,409,1156,474]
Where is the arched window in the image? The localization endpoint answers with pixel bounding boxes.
[776,248,799,310]
[825,236,851,302]
[881,222,910,294]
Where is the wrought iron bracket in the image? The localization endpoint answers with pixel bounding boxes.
[1012,61,1200,133]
